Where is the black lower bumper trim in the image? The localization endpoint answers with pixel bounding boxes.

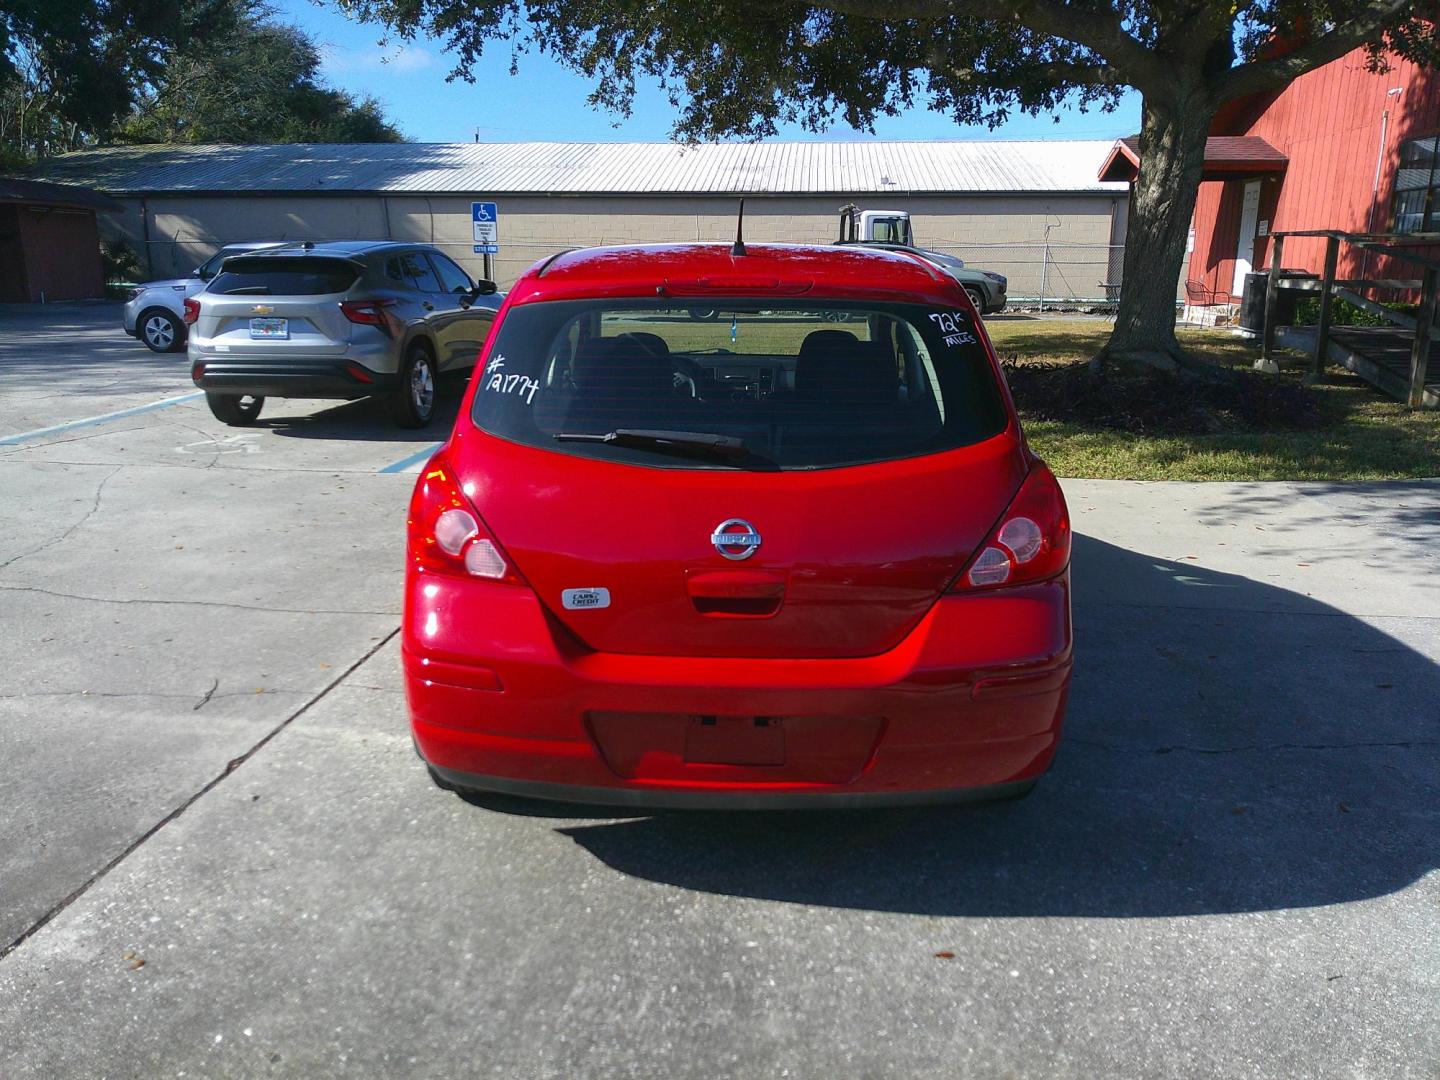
[194,361,396,399]
[429,765,1039,810]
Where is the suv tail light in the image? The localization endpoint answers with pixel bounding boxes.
[340,299,397,337]
[182,298,200,325]
[951,462,1070,591]
[407,457,523,584]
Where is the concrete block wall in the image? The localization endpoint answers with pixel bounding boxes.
[104,191,1128,301]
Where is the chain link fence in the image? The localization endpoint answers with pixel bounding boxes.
[921,242,1126,306]
[131,231,1132,308]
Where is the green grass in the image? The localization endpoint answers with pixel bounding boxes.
[986,318,1440,481]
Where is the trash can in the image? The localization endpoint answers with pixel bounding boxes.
[1240,270,1317,334]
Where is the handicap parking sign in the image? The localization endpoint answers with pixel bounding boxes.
[472,202,499,254]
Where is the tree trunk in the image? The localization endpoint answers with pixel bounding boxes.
[1095,93,1220,378]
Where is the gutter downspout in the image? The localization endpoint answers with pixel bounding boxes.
[139,197,153,279]
[1362,87,1404,285]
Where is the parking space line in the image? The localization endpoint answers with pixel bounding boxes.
[0,392,205,447]
[379,443,443,474]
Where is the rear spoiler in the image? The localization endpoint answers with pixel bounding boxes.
[217,250,367,269]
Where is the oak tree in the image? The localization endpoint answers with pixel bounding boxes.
[333,0,1438,370]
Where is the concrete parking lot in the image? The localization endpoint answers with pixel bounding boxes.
[1,303,1437,1077]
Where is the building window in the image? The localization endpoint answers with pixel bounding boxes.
[1392,136,1440,235]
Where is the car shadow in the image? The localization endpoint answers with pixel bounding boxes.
[465,534,1439,917]
[259,376,467,443]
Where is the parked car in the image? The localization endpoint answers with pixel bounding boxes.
[123,242,284,353]
[185,240,502,428]
[405,242,1072,808]
[836,239,1008,313]
[833,206,1008,313]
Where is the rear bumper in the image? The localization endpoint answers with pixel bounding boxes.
[406,570,1072,807]
[192,360,397,399]
[428,767,1038,809]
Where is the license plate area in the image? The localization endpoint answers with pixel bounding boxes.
[684,716,784,766]
[249,317,289,339]
[587,711,884,785]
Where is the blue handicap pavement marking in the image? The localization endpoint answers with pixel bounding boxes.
[0,392,205,448]
[379,442,443,474]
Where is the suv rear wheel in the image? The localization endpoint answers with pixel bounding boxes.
[139,308,185,352]
[206,392,264,426]
[391,343,436,428]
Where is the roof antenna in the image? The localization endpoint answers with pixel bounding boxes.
[731,198,747,257]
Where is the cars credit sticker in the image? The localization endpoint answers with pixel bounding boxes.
[561,587,611,610]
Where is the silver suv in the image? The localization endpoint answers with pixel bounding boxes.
[124,242,283,352]
[186,241,502,428]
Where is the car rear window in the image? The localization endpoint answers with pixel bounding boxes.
[208,257,360,296]
[471,299,1008,470]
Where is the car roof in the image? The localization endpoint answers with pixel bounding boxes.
[837,239,967,263]
[510,242,958,305]
[219,241,287,252]
[223,240,421,260]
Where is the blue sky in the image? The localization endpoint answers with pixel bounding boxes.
[276,0,1141,143]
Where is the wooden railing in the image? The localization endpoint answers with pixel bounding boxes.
[1258,229,1440,407]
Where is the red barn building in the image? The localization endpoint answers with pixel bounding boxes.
[1101,45,1440,311]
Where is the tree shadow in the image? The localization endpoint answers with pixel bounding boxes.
[470,534,1439,918]
[0,303,189,402]
[1186,479,1440,579]
[260,377,466,443]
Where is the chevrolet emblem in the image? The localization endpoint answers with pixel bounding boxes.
[252,304,274,315]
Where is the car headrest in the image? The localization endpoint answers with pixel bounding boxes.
[618,331,670,359]
[570,336,674,396]
[795,330,895,401]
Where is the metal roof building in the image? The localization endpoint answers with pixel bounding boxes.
[38,141,1129,300]
[40,140,1125,197]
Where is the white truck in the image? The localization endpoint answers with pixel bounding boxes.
[835,204,1008,314]
[837,205,915,247]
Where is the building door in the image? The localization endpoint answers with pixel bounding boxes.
[0,206,25,302]
[1231,180,1262,297]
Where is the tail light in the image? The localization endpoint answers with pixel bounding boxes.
[951,462,1070,591]
[182,298,200,325]
[407,456,523,584]
[340,299,397,337]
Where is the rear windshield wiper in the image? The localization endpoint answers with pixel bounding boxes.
[553,428,750,461]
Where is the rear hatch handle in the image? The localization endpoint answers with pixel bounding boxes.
[686,570,786,618]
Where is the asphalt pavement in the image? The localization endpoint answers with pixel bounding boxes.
[0,303,1436,1078]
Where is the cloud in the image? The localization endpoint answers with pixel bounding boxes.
[384,47,436,73]
[319,43,436,75]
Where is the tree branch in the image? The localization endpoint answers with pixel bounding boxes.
[816,0,1166,89]
[944,59,1128,90]
[1215,0,1416,101]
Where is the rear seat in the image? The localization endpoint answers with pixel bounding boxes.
[794,330,898,404]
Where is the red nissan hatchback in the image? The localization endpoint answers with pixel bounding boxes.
[404,243,1071,808]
